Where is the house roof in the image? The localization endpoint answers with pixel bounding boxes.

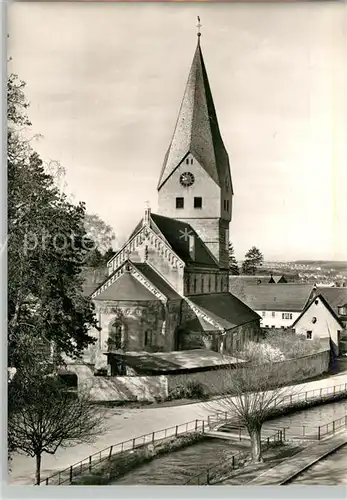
[150,213,219,268]
[187,292,260,331]
[157,40,232,192]
[131,262,181,300]
[106,349,244,374]
[230,284,314,312]
[313,287,347,315]
[93,270,159,302]
[292,294,345,329]
[229,275,287,290]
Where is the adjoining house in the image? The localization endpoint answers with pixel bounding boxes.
[292,294,345,356]
[312,286,347,329]
[228,283,314,329]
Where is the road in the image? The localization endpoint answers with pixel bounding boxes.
[8,369,347,485]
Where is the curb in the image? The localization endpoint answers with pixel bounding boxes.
[279,438,347,485]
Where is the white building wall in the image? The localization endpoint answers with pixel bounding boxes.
[293,296,343,355]
[257,310,301,329]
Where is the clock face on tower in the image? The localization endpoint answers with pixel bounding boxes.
[179,172,195,187]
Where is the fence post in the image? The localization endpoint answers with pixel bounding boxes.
[152,432,155,443]
[175,425,178,437]
[59,472,61,485]
[206,470,210,485]
[195,419,198,431]
[290,395,293,404]
[267,437,270,446]
[46,478,49,485]
[69,466,72,483]
[333,421,335,434]
[132,438,136,449]
[333,386,336,395]
[202,420,205,433]
[109,446,113,458]
[318,426,321,440]
[232,455,235,469]
[89,455,92,472]
[283,428,286,441]
[320,388,322,397]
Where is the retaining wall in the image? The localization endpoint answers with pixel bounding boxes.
[69,349,330,401]
[166,349,330,396]
[80,375,168,402]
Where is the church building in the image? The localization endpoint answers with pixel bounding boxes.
[87,32,260,374]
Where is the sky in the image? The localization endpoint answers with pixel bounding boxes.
[8,1,347,261]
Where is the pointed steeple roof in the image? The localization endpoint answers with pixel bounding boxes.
[158,37,232,191]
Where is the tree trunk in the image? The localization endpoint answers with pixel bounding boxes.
[249,427,263,463]
[35,453,41,485]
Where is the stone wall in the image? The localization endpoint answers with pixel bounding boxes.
[166,349,330,396]
[72,348,330,402]
[81,375,168,402]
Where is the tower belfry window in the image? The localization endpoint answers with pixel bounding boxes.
[176,197,184,209]
[194,197,202,209]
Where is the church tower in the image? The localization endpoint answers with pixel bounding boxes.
[157,29,233,270]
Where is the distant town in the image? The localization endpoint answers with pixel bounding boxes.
[258,261,347,287]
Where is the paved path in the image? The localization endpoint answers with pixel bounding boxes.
[8,370,347,485]
[290,443,347,485]
[248,430,347,485]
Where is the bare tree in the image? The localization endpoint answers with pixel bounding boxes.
[205,357,299,463]
[9,372,107,485]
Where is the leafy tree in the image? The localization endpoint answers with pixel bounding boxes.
[8,73,99,368]
[84,213,115,256]
[242,246,264,275]
[228,242,239,275]
[9,368,106,485]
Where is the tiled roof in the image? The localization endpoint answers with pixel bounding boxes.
[188,292,260,330]
[94,271,159,302]
[131,262,181,300]
[150,213,219,268]
[313,287,347,315]
[231,284,314,312]
[107,349,243,374]
[157,41,232,192]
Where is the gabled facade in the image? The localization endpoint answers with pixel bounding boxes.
[292,294,345,356]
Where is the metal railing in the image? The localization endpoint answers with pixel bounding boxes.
[184,414,347,485]
[41,419,205,485]
[207,383,347,427]
[40,382,347,485]
[317,415,347,440]
[184,428,285,485]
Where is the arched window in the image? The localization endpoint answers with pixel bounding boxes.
[145,330,152,347]
[110,322,123,350]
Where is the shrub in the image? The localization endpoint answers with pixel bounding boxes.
[167,381,205,401]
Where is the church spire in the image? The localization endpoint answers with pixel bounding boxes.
[157,28,232,193]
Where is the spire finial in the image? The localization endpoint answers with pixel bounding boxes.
[197,16,202,40]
